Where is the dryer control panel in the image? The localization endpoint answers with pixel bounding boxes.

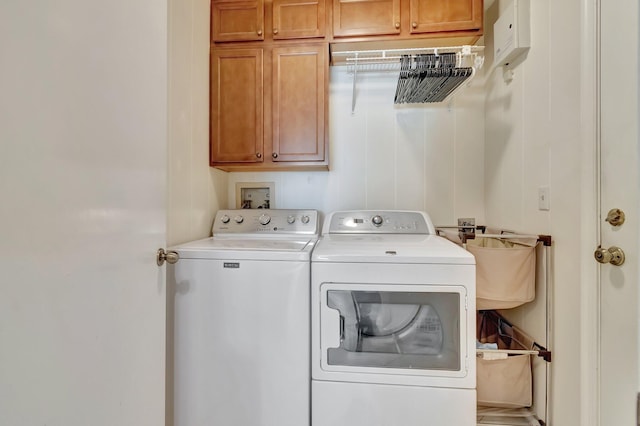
[213,209,319,235]
[326,211,435,234]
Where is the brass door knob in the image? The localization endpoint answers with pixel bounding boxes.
[273,28,278,35]
[157,248,180,266]
[412,22,418,28]
[594,246,625,266]
[257,29,263,36]
[395,22,400,29]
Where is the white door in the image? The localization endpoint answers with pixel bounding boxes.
[0,1,167,425]
[598,0,639,423]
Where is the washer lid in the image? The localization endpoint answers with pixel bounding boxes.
[172,236,317,261]
[312,234,474,264]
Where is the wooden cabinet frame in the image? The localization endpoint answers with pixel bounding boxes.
[333,0,401,37]
[272,0,326,39]
[409,0,482,34]
[211,0,265,42]
[272,45,327,162]
[210,48,264,164]
[210,44,329,171]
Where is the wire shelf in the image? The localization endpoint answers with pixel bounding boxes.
[333,45,485,74]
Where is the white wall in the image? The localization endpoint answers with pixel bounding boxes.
[168,0,228,246]
[483,0,583,424]
[228,67,486,227]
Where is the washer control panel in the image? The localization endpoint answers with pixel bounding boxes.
[213,209,319,235]
[326,211,434,234]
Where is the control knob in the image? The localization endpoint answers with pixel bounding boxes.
[220,215,230,224]
[372,215,384,227]
[259,214,271,225]
[287,215,296,224]
[234,215,244,224]
[301,215,310,224]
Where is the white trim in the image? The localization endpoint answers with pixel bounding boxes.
[579,0,600,425]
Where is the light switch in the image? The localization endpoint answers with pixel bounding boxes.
[538,186,550,211]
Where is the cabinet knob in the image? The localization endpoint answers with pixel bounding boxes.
[273,28,278,35]
[256,152,262,158]
[412,22,417,29]
[395,22,400,29]
[257,29,263,36]
[272,152,278,159]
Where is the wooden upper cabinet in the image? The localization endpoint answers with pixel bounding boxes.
[210,49,264,164]
[272,0,326,39]
[333,0,401,37]
[272,45,327,162]
[211,0,265,42]
[409,0,482,34]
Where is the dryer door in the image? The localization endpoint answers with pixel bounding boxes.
[317,283,471,386]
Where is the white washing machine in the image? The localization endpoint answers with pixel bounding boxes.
[311,211,476,426]
[170,209,319,426]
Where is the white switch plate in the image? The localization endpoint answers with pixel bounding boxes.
[538,186,550,211]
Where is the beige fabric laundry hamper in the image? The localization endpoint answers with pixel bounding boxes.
[476,311,536,408]
[466,237,537,310]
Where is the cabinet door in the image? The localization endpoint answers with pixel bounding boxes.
[272,45,327,162]
[333,0,401,37]
[210,49,264,164]
[211,0,265,42]
[273,0,326,39]
[409,0,482,34]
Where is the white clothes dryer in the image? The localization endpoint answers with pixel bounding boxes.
[170,209,319,426]
[311,211,476,426]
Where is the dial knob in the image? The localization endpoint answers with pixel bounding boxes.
[372,215,384,226]
[287,215,296,224]
[221,215,230,224]
[234,215,244,224]
[301,215,310,224]
[259,214,271,225]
